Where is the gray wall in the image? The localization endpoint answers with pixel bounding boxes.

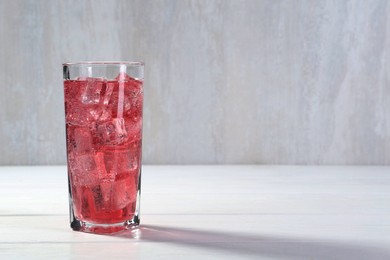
[0,0,389,165]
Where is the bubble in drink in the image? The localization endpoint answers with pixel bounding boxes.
[96,118,128,145]
[81,78,105,104]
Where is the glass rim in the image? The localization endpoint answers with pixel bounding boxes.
[63,61,144,66]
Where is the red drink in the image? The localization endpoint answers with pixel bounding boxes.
[64,72,143,232]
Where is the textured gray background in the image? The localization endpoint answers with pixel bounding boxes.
[0,0,389,165]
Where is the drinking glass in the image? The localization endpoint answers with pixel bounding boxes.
[63,61,144,234]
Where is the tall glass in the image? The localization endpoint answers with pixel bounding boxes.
[63,62,144,234]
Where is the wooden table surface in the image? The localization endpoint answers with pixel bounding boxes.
[1,165,390,259]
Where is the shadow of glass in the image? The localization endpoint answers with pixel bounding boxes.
[112,225,390,260]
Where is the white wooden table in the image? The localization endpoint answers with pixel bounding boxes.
[1,165,390,259]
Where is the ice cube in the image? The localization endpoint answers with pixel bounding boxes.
[65,78,117,126]
[81,78,105,104]
[112,172,138,210]
[65,100,97,126]
[88,153,115,212]
[115,73,142,112]
[95,152,115,182]
[88,104,112,123]
[109,91,132,118]
[125,80,143,97]
[103,148,139,175]
[68,152,107,186]
[103,82,115,105]
[98,108,112,122]
[125,118,142,142]
[124,86,143,121]
[95,118,128,145]
[112,99,130,119]
[97,182,113,211]
[68,154,98,186]
[79,186,95,218]
[72,127,93,154]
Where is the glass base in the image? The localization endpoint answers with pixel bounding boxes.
[71,215,140,234]
[68,168,142,234]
